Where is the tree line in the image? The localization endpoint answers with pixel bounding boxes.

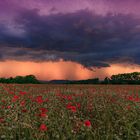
[0,75,40,84]
[0,72,140,84]
[102,72,140,84]
[68,72,140,84]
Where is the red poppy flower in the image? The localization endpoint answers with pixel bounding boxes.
[1,106,5,109]
[134,97,140,102]
[39,113,47,117]
[7,105,11,109]
[22,109,27,113]
[67,96,72,100]
[84,120,91,127]
[19,91,27,96]
[0,117,4,123]
[66,103,77,112]
[126,105,131,110]
[66,103,72,109]
[39,124,47,131]
[70,106,77,113]
[76,103,81,108]
[35,96,44,104]
[128,96,133,101]
[9,91,14,95]
[40,108,48,113]
[20,101,26,107]
[12,95,19,102]
[1,100,6,103]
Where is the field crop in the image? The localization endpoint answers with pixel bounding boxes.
[0,84,140,140]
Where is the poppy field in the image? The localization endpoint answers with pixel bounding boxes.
[0,84,140,140]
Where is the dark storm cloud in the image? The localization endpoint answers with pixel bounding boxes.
[0,9,140,68]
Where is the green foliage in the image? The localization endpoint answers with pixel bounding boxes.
[0,84,140,139]
[110,72,140,84]
[0,75,40,84]
[0,72,140,84]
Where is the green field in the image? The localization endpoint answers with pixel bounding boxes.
[0,84,140,140]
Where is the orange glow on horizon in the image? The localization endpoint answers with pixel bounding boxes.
[0,60,140,80]
[93,63,140,79]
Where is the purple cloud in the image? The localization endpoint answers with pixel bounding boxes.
[0,0,140,69]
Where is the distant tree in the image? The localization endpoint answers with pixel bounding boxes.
[111,72,140,84]
[0,78,6,83]
[0,72,140,84]
[14,76,24,83]
[103,77,110,84]
[131,72,140,80]
[24,75,40,84]
[0,75,40,84]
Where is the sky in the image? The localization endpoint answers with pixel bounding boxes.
[0,0,140,80]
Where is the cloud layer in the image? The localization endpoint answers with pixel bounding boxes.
[0,8,140,68]
[0,0,140,71]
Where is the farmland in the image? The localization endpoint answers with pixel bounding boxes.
[0,84,140,140]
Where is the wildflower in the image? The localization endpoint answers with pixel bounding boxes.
[1,100,6,103]
[0,117,4,123]
[67,96,72,100]
[39,124,47,131]
[35,96,43,104]
[76,103,81,108]
[20,101,26,107]
[134,97,140,102]
[128,96,133,101]
[7,105,11,109]
[84,120,91,127]
[22,109,27,113]
[71,106,76,112]
[40,108,48,113]
[66,103,77,112]
[1,106,5,109]
[12,95,19,102]
[39,113,47,117]
[19,91,27,96]
[38,108,48,117]
[66,103,72,109]
[126,105,131,110]
[29,96,33,100]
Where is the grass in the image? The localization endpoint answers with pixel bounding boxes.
[0,84,140,140]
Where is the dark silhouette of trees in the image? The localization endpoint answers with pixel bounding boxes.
[24,75,39,84]
[0,72,140,84]
[0,75,40,84]
[108,72,140,84]
[69,78,99,84]
[102,77,110,84]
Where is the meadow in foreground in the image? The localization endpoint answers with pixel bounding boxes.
[0,84,140,140]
